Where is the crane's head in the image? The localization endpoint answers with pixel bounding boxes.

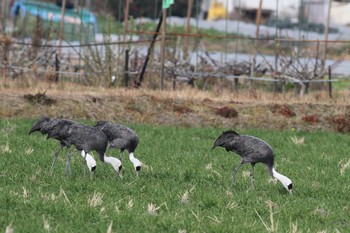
[102,153,123,179]
[281,180,293,195]
[117,164,123,179]
[129,153,142,176]
[94,120,110,130]
[287,183,293,194]
[84,152,97,175]
[212,130,239,151]
[272,168,293,194]
[28,116,51,135]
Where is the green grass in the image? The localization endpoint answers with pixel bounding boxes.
[1,119,350,232]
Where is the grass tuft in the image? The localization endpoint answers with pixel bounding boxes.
[107,221,113,233]
[43,215,50,232]
[290,136,305,145]
[5,222,13,233]
[147,203,161,215]
[338,159,350,176]
[1,141,12,153]
[88,192,104,207]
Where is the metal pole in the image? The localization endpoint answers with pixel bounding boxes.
[123,0,131,57]
[58,0,67,57]
[250,0,263,91]
[138,12,163,84]
[55,53,60,82]
[224,0,228,63]
[328,65,332,98]
[255,0,263,47]
[124,49,129,87]
[234,0,241,62]
[185,0,193,58]
[160,9,167,90]
[322,0,332,69]
[123,0,130,43]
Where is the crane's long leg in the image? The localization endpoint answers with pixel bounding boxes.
[64,149,77,176]
[49,144,65,175]
[230,160,244,191]
[250,163,256,190]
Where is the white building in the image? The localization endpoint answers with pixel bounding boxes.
[208,0,350,26]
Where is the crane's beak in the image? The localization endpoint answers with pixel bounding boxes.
[117,165,123,179]
[28,127,38,135]
[287,183,293,195]
[135,166,141,177]
[90,166,96,177]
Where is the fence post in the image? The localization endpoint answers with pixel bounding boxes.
[328,65,332,98]
[55,53,60,82]
[138,12,163,84]
[172,74,176,91]
[124,49,129,87]
[58,0,67,57]
[160,8,167,90]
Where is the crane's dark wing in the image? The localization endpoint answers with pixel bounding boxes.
[212,130,239,151]
[28,116,51,135]
[229,135,275,165]
[104,124,139,151]
[66,124,108,155]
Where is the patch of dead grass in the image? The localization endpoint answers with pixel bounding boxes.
[2,82,350,132]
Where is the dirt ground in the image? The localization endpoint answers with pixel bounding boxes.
[1,87,350,133]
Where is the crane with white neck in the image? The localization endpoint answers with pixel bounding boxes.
[94,121,142,176]
[212,130,293,193]
[55,121,123,178]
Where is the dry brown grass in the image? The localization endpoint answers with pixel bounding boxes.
[1,80,350,132]
[2,78,350,104]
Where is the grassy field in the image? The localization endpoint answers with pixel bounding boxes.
[1,119,350,232]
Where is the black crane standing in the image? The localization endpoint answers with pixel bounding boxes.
[212,130,293,193]
[94,121,142,176]
[29,117,96,174]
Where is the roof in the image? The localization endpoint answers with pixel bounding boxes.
[11,0,97,25]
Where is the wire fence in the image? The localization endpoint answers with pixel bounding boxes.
[0,0,350,95]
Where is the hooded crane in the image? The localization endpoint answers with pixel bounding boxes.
[212,130,293,193]
[60,122,123,177]
[94,121,142,175]
[29,117,97,174]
